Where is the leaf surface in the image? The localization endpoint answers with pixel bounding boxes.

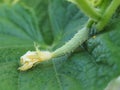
[0,0,120,90]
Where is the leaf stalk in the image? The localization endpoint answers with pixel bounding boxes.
[68,0,102,21]
[96,0,120,31]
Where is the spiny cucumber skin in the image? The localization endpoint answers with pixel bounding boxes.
[68,0,101,21]
[52,27,89,57]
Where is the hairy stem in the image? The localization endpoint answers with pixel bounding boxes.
[52,19,94,57]
[68,0,101,21]
[50,0,120,58]
[96,0,120,31]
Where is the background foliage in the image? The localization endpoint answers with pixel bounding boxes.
[0,0,120,90]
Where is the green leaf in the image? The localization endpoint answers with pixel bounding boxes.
[0,4,43,47]
[21,0,54,45]
[0,3,43,89]
[0,62,18,90]
[0,0,120,90]
[85,19,120,89]
[49,0,88,48]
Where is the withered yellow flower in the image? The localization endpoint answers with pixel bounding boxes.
[18,50,52,71]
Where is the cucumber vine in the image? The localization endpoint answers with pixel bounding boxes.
[19,0,120,71]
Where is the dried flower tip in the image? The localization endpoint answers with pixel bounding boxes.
[18,50,52,71]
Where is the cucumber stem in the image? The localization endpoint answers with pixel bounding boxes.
[68,0,101,21]
[96,0,120,31]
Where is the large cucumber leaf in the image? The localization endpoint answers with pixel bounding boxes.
[20,0,53,45]
[0,3,43,90]
[0,0,120,90]
[0,4,43,47]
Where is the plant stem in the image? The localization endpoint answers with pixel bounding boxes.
[52,19,94,57]
[52,0,120,58]
[96,0,120,31]
[68,0,101,21]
